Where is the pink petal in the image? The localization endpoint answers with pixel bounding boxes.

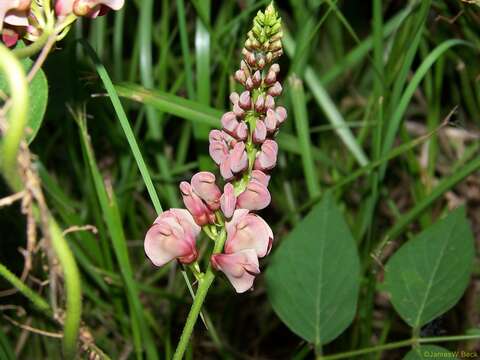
[253,120,266,143]
[235,122,248,141]
[144,222,197,267]
[220,183,236,218]
[221,111,239,135]
[55,0,75,16]
[251,170,270,187]
[239,91,251,110]
[220,156,234,181]
[1,31,18,47]
[265,109,278,133]
[191,172,221,210]
[275,106,287,124]
[4,10,29,26]
[225,210,272,258]
[254,140,278,171]
[229,142,248,174]
[211,249,260,293]
[236,180,271,211]
[180,182,213,226]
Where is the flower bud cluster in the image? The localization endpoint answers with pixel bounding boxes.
[145,2,286,294]
[1,0,124,48]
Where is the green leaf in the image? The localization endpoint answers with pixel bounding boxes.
[265,192,360,346]
[403,345,458,360]
[385,207,475,328]
[0,57,48,144]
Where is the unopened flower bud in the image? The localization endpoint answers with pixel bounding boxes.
[270,63,280,73]
[267,82,282,97]
[269,39,282,52]
[264,70,277,86]
[257,55,266,69]
[255,94,265,113]
[253,120,267,143]
[234,70,246,85]
[245,77,254,90]
[180,182,215,226]
[252,71,262,87]
[220,183,236,219]
[265,95,275,110]
[239,91,251,110]
[230,92,239,105]
[265,52,273,64]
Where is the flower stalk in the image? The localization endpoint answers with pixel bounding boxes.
[143,2,287,357]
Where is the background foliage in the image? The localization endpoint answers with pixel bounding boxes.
[1,0,480,359]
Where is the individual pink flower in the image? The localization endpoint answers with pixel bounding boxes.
[237,179,271,211]
[224,209,273,258]
[180,182,215,226]
[144,209,200,267]
[220,183,236,218]
[253,120,267,143]
[191,172,221,210]
[221,111,239,136]
[208,130,229,165]
[211,249,260,293]
[254,139,278,171]
[220,142,248,180]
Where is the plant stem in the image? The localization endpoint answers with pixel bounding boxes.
[317,334,480,360]
[173,228,227,360]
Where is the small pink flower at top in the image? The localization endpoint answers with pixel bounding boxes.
[144,209,200,267]
[55,0,124,18]
[211,249,260,293]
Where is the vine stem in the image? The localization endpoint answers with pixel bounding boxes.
[173,228,227,360]
[317,334,480,360]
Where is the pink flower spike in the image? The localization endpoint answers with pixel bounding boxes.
[237,179,271,211]
[254,139,278,171]
[145,209,200,267]
[220,183,236,218]
[253,120,267,143]
[221,112,239,136]
[211,249,260,293]
[180,182,214,226]
[191,172,221,210]
[225,209,273,258]
[229,142,248,174]
[251,170,271,187]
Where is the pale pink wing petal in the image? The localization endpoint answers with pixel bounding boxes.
[211,250,259,293]
[144,224,189,267]
[236,180,271,211]
[220,183,236,218]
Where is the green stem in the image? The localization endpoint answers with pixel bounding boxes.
[173,228,227,360]
[12,30,51,59]
[0,263,51,313]
[317,334,480,360]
